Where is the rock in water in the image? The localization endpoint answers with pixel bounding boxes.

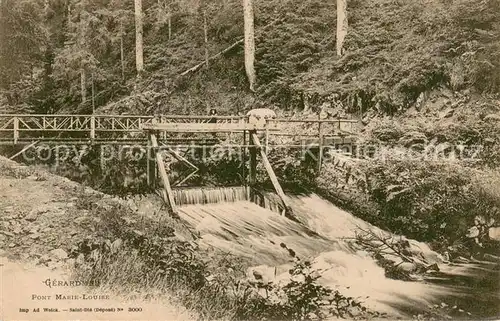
[488,227,500,241]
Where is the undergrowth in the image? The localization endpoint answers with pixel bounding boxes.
[72,199,381,320]
[316,158,500,259]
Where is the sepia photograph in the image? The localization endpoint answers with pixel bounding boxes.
[0,0,499,320]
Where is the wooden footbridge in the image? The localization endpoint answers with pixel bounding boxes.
[0,114,359,216]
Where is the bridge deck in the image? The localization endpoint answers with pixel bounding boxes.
[0,114,359,146]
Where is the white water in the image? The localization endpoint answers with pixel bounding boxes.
[172,186,250,206]
[152,187,499,318]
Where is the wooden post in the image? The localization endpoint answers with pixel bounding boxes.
[13,116,19,145]
[251,133,292,216]
[90,115,96,140]
[147,137,156,188]
[150,133,177,214]
[249,130,257,186]
[265,119,270,155]
[242,130,247,184]
[318,121,323,173]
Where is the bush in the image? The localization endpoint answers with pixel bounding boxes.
[72,202,382,320]
[358,160,500,255]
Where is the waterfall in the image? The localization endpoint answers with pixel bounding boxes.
[173,186,286,213]
[173,186,250,206]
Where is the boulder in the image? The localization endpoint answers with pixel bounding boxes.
[406,239,444,264]
[111,238,123,253]
[1,230,14,237]
[50,248,68,260]
[488,227,500,241]
[24,209,42,222]
[440,108,454,118]
[466,226,480,238]
[398,262,417,272]
[247,265,277,284]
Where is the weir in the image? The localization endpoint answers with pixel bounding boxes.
[171,185,287,217]
[172,186,250,206]
[143,118,303,217]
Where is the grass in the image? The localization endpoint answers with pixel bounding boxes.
[71,194,380,321]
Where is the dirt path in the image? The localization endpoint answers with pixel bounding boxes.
[0,157,194,320]
[1,256,194,321]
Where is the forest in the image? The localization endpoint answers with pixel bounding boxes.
[1,0,498,116]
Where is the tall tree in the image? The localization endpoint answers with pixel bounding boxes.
[203,7,209,68]
[79,0,88,104]
[134,0,144,75]
[242,0,256,92]
[336,0,348,56]
[0,0,47,89]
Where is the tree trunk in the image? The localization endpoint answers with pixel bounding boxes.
[336,0,348,57]
[79,4,87,104]
[91,72,95,113]
[44,0,50,16]
[120,20,125,81]
[167,8,172,40]
[135,0,144,75]
[203,9,209,68]
[242,0,256,92]
[81,69,87,104]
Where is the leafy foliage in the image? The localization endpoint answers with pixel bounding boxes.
[294,0,500,112]
[3,0,497,115]
[358,160,500,255]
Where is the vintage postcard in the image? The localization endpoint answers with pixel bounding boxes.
[1,0,499,320]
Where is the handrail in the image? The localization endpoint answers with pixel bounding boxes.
[0,114,359,146]
[272,119,359,123]
[0,114,356,122]
[0,114,154,118]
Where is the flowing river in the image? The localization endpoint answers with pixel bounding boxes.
[132,187,499,319]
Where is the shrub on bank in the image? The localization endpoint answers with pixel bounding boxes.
[317,158,500,258]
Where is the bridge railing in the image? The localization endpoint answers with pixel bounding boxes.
[264,118,359,147]
[0,114,248,143]
[0,114,358,145]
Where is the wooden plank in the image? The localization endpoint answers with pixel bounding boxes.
[150,134,177,214]
[242,130,247,184]
[318,121,323,172]
[162,145,198,170]
[147,141,156,188]
[251,133,292,216]
[162,145,199,186]
[142,122,278,133]
[265,120,270,155]
[9,141,38,160]
[249,131,257,186]
[301,136,356,145]
[13,117,19,144]
[90,116,95,140]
